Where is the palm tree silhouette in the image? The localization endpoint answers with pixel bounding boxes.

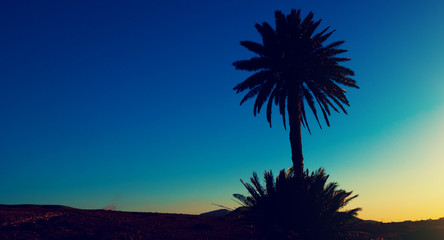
[233,9,358,177]
[233,168,361,239]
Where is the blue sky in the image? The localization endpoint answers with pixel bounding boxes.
[1,0,444,221]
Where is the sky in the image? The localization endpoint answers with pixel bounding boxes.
[1,0,444,222]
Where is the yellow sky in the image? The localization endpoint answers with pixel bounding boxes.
[343,104,444,222]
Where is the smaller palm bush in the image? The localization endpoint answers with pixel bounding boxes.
[233,168,361,240]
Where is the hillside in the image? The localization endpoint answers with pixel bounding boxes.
[0,204,264,240]
[352,218,444,240]
[1,204,444,240]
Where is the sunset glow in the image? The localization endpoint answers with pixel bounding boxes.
[1,0,444,223]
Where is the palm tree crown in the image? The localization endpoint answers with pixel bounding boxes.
[233,9,358,177]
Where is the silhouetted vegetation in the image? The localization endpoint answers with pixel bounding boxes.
[234,167,361,240]
[231,8,363,239]
[233,9,358,177]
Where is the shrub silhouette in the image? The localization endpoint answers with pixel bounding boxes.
[234,167,361,240]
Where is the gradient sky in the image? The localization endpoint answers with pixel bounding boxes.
[1,0,444,222]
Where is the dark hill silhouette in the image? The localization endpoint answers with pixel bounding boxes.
[351,217,444,240]
[1,204,443,239]
[0,204,74,209]
[200,209,231,216]
[0,204,265,240]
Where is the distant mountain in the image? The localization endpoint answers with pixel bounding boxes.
[200,209,231,216]
[352,217,444,240]
[0,204,75,210]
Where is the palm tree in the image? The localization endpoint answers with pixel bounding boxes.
[233,9,358,178]
[233,168,361,240]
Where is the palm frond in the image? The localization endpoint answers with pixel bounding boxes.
[278,90,287,130]
[253,80,275,116]
[323,48,348,57]
[317,29,336,44]
[240,41,265,55]
[274,10,287,36]
[300,98,312,134]
[314,95,331,126]
[233,70,274,93]
[233,193,253,207]
[330,57,351,62]
[266,88,278,127]
[240,179,261,202]
[264,170,275,196]
[300,11,314,30]
[232,57,269,71]
[239,87,260,105]
[302,86,321,129]
[330,75,358,88]
[305,18,322,37]
[313,26,331,44]
[324,40,345,50]
[250,172,266,198]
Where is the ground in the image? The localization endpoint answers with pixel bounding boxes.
[0,204,265,240]
[2,204,444,240]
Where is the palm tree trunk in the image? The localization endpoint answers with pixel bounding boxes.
[288,92,304,178]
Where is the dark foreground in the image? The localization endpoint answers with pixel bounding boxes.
[1,204,444,240]
[0,204,265,240]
